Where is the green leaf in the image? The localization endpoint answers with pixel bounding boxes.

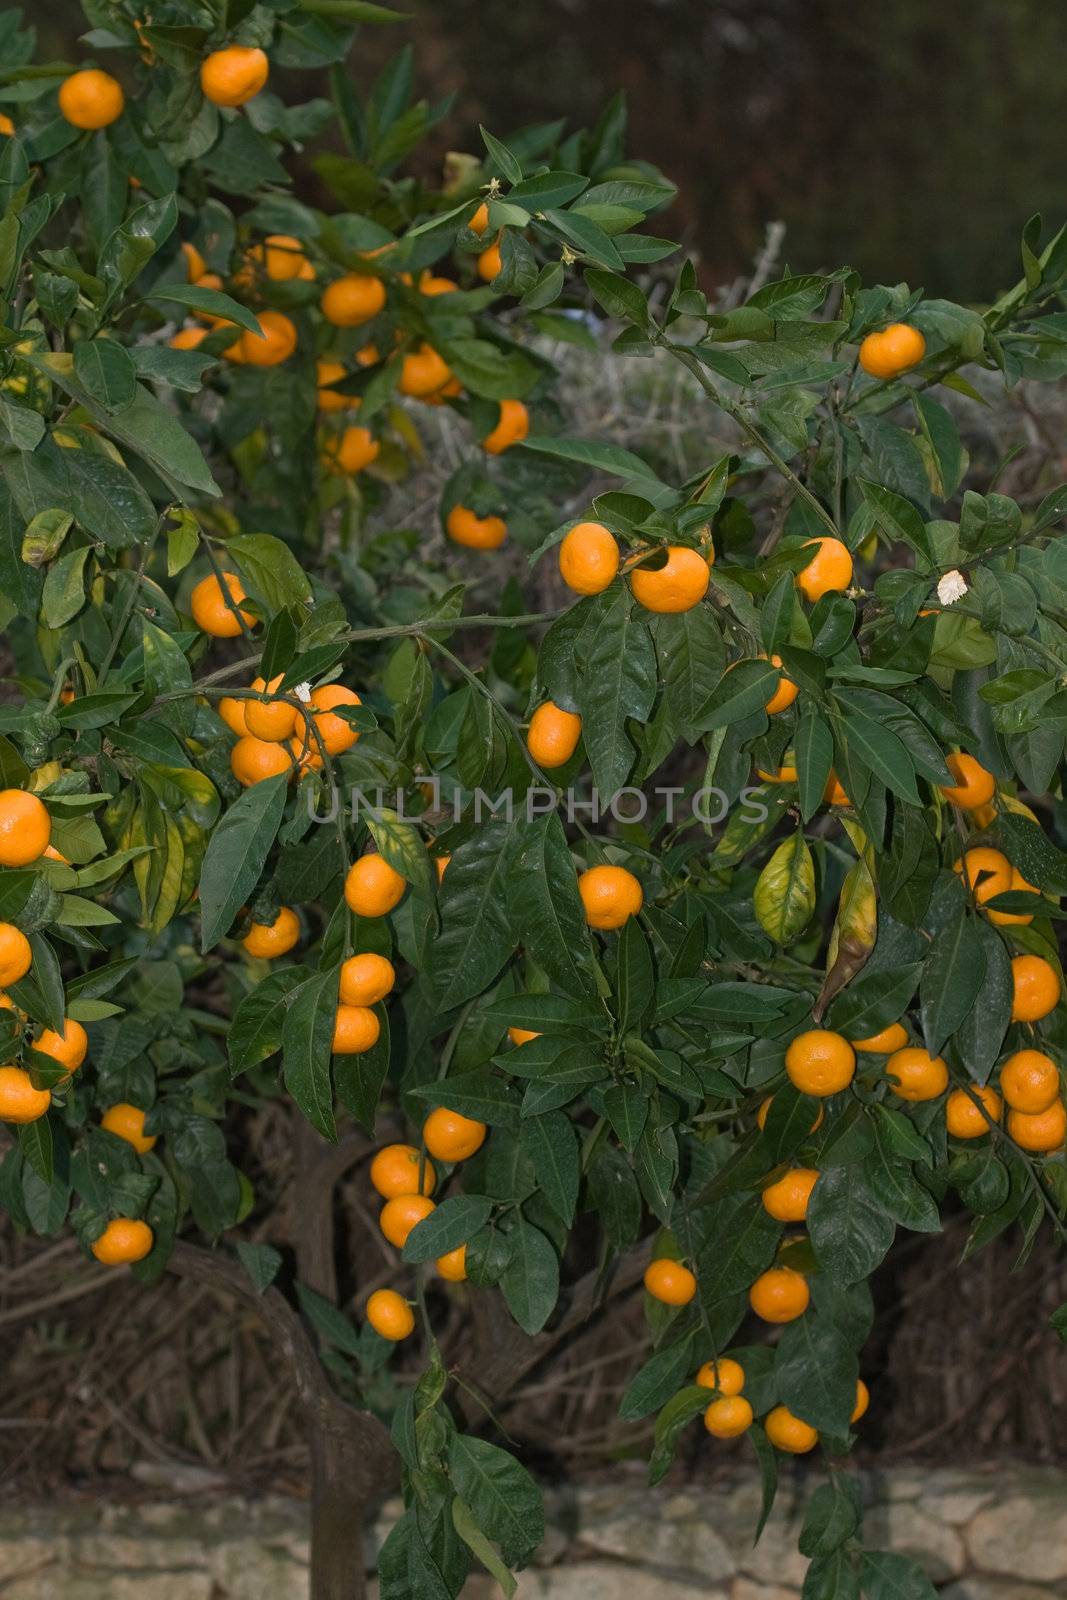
[518,1111,579,1225]
[402,1194,493,1262]
[451,1497,516,1600]
[295,1280,361,1355]
[198,775,288,951]
[776,1313,859,1434]
[575,588,657,798]
[754,831,816,944]
[919,910,984,1056]
[432,821,520,1008]
[147,283,263,337]
[509,812,597,1000]
[585,267,649,328]
[694,659,779,732]
[500,1218,559,1333]
[41,545,90,628]
[73,339,137,411]
[858,480,933,563]
[479,123,523,183]
[229,967,309,1076]
[236,1241,283,1294]
[859,1551,938,1600]
[807,1163,895,1286]
[521,434,663,483]
[648,1384,709,1486]
[282,969,338,1140]
[447,1434,544,1568]
[799,1478,862,1558]
[619,1329,699,1421]
[229,533,314,613]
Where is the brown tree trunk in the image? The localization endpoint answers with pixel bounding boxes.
[291,1114,387,1600]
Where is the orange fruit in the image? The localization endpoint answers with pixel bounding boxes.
[35,1018,88,1072]
[1010,954,1060,1023]
[344,854,405,917]
[0,113,15,137]
[765,1404,818,1454]
[945,1084,1001,1139]
[704,1396,753,1438]
[332,1005,380,1055]
[749,1266,810,1323]
[0,789,51,866]
[796,537,853,602]
[379,1192,435,1248]
[309,684,362,756]
[559,521,620,596]
[366,1287,414,1340]
[242,906,300,959]
[629,545,712,613]
[323,425,379,475]
[696,1357,745,1396]
[0,1065,50,1124]
[231,736,293,787]
[482,399,529,455]
[761,1167,819,1222]
[200,45,269,107]
[339,952,395,1007]
[851,1022,908,1054]
[478,243,503,281]
[446,505,506,550]
[824,771,850,806]
[170,326,208,351]
[999,1049,1060,1114]
[941,753,996,811]
[643,1258,697,1306]
[370,1143,436,1199]
[1007,1099,1066,1152]
[469,202,490,234]
[578,864,643,931]
[260,234,310,282]
[218,697,248,736]
[527,702,582,769]
[784,1030,856,1096]
[764,655,799,715]
[101,1103,157,1154]
[436,1245,468,1282]
[0,923,32,987]
[179,241,206,279]
[418,272,458,295]
[400,345,453,399]
[886,1046,949,1102]
[858,323,926,380]
[316,359,353,411]
[92,1218,154,1265]
[953,846,1012,900]
[190,571,254,637]
[509,1026,540,1046]
[851,1379,870,1424]
[434,854,450,882]
[758,764,798,784]
[757,1095,823,1133]
[58,69,124,129]
[245,675,298,743]
[423,1107,487,1162]
[230,309,296,367]
[321,274,386,327]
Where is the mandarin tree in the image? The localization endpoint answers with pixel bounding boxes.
[1,4,1067,1599]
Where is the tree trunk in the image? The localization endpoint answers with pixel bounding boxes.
[292,1114,382,1600]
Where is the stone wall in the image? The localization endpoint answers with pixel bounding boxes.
[1,1465,1065,1599]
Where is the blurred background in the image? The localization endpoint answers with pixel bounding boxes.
[43,0,1066,302]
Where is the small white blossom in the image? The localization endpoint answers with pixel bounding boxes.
[936,569,968,606]
[293,682,313,703]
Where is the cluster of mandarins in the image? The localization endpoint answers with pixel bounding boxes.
[362,1109,488,1340]
[0,789,157,1266]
